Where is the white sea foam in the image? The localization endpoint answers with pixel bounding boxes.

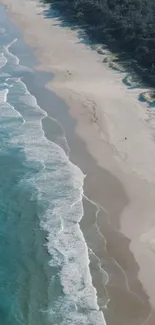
[0,39,107,325]
[5,39,19,65]
[0,88,8,102]
[0,27,6,35]
[4,39,33,73]
[0,72,11,78]
[0,88,24,134]
[0,53,7,69]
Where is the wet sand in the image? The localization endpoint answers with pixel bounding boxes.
[2,0,155,324]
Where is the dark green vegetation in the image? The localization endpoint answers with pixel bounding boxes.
[42,0,155,86]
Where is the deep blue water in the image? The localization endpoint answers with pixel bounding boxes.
[0,4,106,325]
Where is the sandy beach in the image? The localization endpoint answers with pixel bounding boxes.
[2,0,155,324]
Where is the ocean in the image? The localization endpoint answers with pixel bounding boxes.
[0,4,106,325]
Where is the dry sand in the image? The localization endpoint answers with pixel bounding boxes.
[2,0,155,324]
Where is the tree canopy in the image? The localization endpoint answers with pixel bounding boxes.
[43,0,155,85]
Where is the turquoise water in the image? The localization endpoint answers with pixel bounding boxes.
[0,5,106,325]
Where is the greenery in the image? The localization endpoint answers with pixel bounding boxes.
[42,0,155,86]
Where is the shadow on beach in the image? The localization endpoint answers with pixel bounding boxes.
[39,0,155,108]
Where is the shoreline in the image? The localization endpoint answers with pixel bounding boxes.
[2,0,155,324]
[20,71,152,324]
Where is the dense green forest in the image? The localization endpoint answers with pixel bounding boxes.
[42,0,155,86]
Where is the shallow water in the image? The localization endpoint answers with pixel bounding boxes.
[0,5,106,325]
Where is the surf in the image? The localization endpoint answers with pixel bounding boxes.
[0,28,106,325]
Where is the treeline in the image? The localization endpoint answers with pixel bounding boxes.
[42,0,155,85]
